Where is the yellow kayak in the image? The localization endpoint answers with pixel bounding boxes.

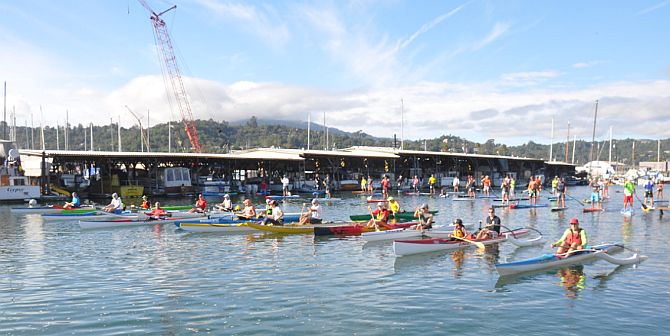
[246,222,315,234]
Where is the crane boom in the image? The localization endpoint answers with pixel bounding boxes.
[137,0,202,152]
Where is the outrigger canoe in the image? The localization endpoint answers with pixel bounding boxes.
[10,205,97,215]
[314,221,419,236]
[42,211,136,222]
[175,222,256,233]
[246,222,318,234]
[80,213,207,229]
[349,210,438,222]
[494,243,647,277]
[393,228,530,256]
[361,228,424,242]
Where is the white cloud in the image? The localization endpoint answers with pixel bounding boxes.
[572,60,604,69]
[636,1,670,15]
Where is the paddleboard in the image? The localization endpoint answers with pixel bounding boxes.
[551,207,568,212]
[583,208,605,213]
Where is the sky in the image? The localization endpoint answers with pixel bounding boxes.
[1,0,669,146]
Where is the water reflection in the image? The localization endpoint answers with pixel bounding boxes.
[556,266,585,299]
[451,249,465,277]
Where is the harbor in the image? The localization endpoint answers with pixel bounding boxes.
[0,185,665,335]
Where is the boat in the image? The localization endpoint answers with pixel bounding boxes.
[0,145,41,202]
[422,223,477,238]
[175,222,256,233]
[314,221,419,236]
[583,207,605,213]
[312,197,342,202]
[393,229,530,256]
[246,222,318,234]
[42,210,137,222]
[10,205,97,215]
[621,208,634,216]
[361,228,423,242]
[366,199,388,203]
[264,195,302,200]
[509,204,548,209]
[494,243,647,277]
[349,210,438,222]
[183,213,301,225]
[551,207,568,212]
[79,213,206,229]
[452,197,476,202]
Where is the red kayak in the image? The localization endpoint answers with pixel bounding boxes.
[366,199,388,203]
[314,221,418,236]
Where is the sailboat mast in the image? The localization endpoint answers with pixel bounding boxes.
[307,113,311,150]
[549,117,554,161]
[400,99,404,150]
[565,121,570,162]
[589,100,598,177]
[608,126,613,164]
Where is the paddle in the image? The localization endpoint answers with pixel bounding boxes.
[635,192,648,210]
[566,193,585,206]
[451,235,485,249]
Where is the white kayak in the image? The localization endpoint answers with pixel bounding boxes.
[42,211,137,222]
[175,222,256,233]
[79,213,206,229]
[10,205,97,215]
[361,228,423,242]
[393,229,530,257]
[494,243,647,277]
[422,223,476,238]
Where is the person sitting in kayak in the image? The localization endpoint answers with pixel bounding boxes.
[367,202,390,231]
[215,194,233,212]
[102,193,124,213]
[476,207,501,240]
[412,203,433,231]
[551,218,588,256]
[140,195,151,210]
[298,199,322,225]
[63,192,81,210]
[387,197,401,217]
[188,194,207,213]
[449,219,468,240]
[262,200,284,226]
[236,199,257,220]
[146,202,167,219]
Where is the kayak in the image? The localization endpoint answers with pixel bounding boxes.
[393,229,530,256]
[509,204,548,209]
[583,208,605,213]
[264,195,302,200]
[366,199,388,203]
[452,197,476,202]
[175,222,255,233]
[42,211,136,222]
[495,243,647,277]
[349,210,438,222]
[361,228,423,242]
[246,222,318,234]
[313,197,342,202]
[314,221,419,236]
[422,223,476,238]
[207,212,301,222]
[10,205,97,215]
[80,213,207,229]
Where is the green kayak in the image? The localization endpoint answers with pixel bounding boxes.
[349,210,438,222]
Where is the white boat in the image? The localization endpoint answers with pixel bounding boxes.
[361,228,423,242]
[422,223,476,238]
[0,145,41,202]
[495,243,647,277]
[175,222,256,233]
[393,229,530,257]
[10,204,97,214]
[42,210,136,222]
[79,213,206,229]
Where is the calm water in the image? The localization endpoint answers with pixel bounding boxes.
[1,186,668,335]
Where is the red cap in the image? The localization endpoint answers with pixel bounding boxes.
[570,218,579,225]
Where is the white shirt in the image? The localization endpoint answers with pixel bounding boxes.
[281,177,289,187]
[221,199,232,209]
[271,207,284,220]
[309,204,321,219]
[452,177,459,187]
[110,197,123,210]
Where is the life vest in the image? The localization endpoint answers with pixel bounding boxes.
[453,227,466,238]
[141,200,151,209]
[565,228,583,246]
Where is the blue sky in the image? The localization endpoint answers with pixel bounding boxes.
[1,0,669,148]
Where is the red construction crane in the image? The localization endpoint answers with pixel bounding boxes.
[137,0,202,152]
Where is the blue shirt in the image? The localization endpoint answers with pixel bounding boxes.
[71,196,81,208]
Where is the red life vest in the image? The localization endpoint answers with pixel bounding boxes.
[565,228,582,246]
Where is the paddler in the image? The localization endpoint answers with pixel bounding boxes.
[551,218,588,255]
[475,207,501,240]
[367,202,390,231]
[387,197,401,217]
[450,219,468,240]
[236,199,257,220]
[412,203,433,231]
[140,195,151,210]
[146,202,167,219]
[63,192,81,210]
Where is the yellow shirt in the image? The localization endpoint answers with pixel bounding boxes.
[389,201,400,214]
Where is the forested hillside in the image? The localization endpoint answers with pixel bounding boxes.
[6,118,668,166]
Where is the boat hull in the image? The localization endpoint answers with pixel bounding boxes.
[314,221,419,236]
[80,214,207,229]
[361,228,423,242]
[349,210,437,222]
[176,222,255,233]
[393,229,529,256]
[495,243,623,276]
